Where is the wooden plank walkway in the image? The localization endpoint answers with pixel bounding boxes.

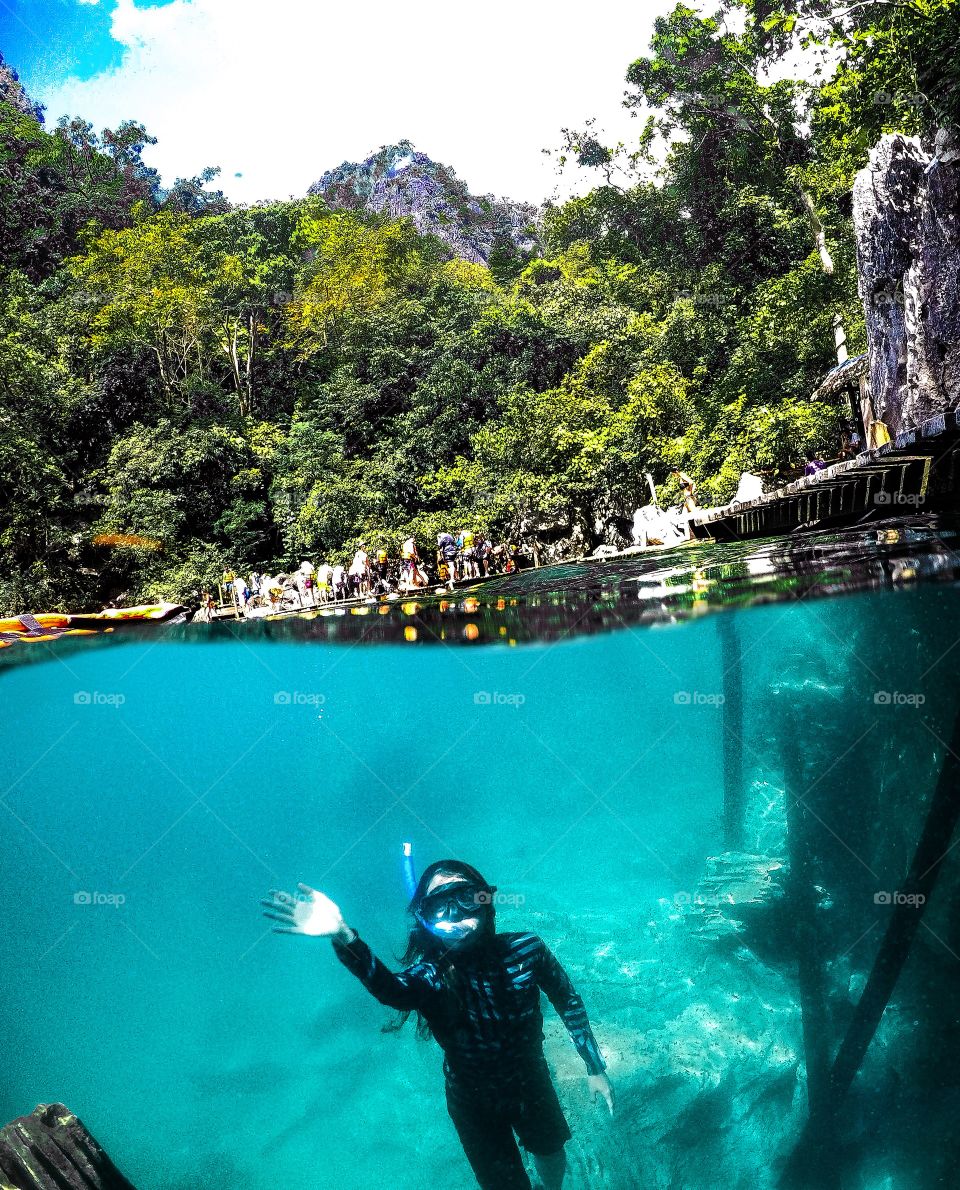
[203,572,503,622]
[689,409,960,541]
[199,409,960,621]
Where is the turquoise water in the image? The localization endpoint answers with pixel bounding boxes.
[3,550,960,1188]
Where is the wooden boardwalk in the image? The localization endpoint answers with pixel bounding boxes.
[203,572,502,622]
[199,409,960,623]
[689,410,960,541]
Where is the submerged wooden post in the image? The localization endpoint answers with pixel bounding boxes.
[833,706,960,1099]
[781,705,960,1186]
[780,729,840,1190]
[0,1103,136,1188]
[718,614,745,850]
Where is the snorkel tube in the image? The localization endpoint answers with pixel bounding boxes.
[401,841,418,903]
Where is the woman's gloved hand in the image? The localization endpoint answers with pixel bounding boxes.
[588,1072,615,1116]
[261,883,352,939]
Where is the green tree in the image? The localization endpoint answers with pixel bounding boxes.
[288,208,441,351]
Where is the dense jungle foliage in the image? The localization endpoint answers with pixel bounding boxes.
[0,0,956,610]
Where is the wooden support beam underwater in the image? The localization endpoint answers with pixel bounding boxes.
[780,727,840,1190]
[719,613,745,850]
[780,705,960,1187]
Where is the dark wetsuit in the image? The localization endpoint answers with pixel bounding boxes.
[332,929,605,1189]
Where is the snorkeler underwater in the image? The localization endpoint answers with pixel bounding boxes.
[4,551,960,1189]
[3,0,960,1185]
[262,859,615,1190]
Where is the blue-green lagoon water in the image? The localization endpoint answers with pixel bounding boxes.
[3,528,960,1189]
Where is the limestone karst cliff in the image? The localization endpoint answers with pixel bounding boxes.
[0,52,43,122]
[309,140,539,265]
[853,130,960,435]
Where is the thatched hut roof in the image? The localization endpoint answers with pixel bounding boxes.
[810,352,868,401]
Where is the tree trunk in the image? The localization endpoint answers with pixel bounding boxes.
[800,190,835,276]
[223,317,245,416]
[245,309,257,417]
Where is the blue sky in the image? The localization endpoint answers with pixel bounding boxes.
[1,0,174,88]
[0,0,659,205]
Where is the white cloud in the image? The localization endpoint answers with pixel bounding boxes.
[76,0,102,6]
[38,0,659,206]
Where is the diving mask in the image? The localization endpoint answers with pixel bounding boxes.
[416,882,496,926]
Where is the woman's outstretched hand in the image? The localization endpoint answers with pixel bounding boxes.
[261,883,349,938]
[588,1072,615,1116]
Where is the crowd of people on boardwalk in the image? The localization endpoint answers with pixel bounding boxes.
[208,531,521,617]
[202,438,868,617]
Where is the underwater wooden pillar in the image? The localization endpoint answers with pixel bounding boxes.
[830,704,960,1097]
[0,1102,135,1189]
[780,729,839,1190]
[718,613,745,850]
[782,704,960,1187]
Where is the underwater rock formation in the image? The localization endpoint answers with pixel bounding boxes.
[853,131,960,436]
[0,1103,135,1190]
[683,851,788,946]
[529,902,804,1189]
[309,140,539,265]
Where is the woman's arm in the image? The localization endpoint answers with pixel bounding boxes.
[534,937,606,1075]
[261,885,437,1013]
[331,926,438,1012]
[534,936,615,1114]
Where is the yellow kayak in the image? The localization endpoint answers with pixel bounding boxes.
[0,604,188,649]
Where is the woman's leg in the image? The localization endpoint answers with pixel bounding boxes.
[446,1088,531,1190]
[532,1149,566,1189]
[515,1061,572,1189]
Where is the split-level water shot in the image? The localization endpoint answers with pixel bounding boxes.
[1,1,959,1188]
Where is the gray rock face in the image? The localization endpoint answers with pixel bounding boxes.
[309,141,539,265]
[0,54,43,122]
[683,851,787,944]
[853,132,960,435]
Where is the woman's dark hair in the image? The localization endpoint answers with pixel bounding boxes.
[383,859,496,1039]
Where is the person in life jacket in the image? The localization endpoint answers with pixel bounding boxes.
[315,562,332,603]
[401,536,425,587]
[232,574,250,613]
[262,861,613,1190]
[296,560,316,607]
[476,535,494,577]
[330,562,348,601]
[437,533,458,588]
[498,543,520,574]
[348,544,370,597]
[460,529,480,579]
[370,548,390,595]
